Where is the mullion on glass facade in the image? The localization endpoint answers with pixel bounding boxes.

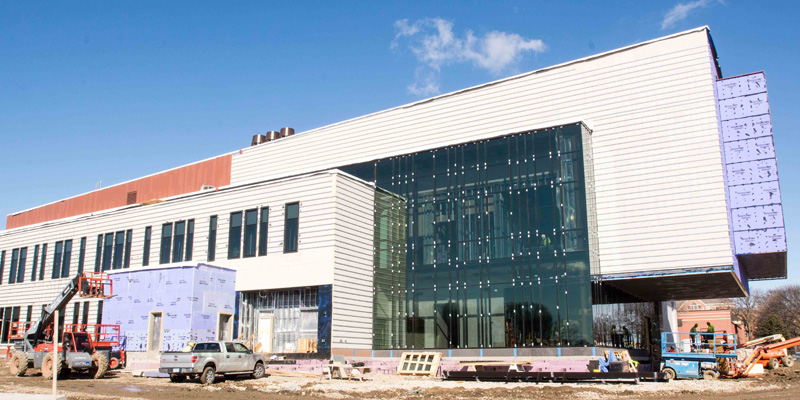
[344,123,592,349]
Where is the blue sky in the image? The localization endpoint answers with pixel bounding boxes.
[1,1,797,291]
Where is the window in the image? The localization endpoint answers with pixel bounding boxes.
[185,219,194,261]
[259,207,269,256]
[25,306,32,324]
[72,303,80,325]
[96,301,103,324]
[102,233,113,271]
[77,237,86,274]
[143,226,152,266]
[94,235,102,273]
[172,221,185,263]
[38,244,46,281]
[16,247,26,284]
[160,223,172,264]
[52,241,63,279]
[124,230,132,268]
[8,249,18,284]
[228,212,242,259]
[0,251,4,286]
[284,203,299,253]
[61,240,72,278]
[113,231,124,269]
[31,245,40,282]
[244,209,257,258]
[194,342,221,352]
[208,216,217,262]
[81,301,89,325]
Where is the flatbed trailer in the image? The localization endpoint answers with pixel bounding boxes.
[443,370,668,384]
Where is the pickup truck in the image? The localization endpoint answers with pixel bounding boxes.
[158,341,265,384]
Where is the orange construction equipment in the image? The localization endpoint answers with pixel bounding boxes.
[729,336,800,377]
[63,324,126,369]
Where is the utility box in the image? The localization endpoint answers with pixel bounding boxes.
[102,264,236,352]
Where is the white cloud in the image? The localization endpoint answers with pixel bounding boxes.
[393,18,546,96]
[661,0,720,30]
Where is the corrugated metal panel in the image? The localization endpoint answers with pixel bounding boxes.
[229,29,731,275]
[331,174,375,349]
[0,172,341,324]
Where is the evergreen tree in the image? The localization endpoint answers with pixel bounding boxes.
[756,313,790,338]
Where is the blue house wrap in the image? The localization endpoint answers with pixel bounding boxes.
[102,264,236,352]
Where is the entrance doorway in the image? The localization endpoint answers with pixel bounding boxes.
[258,314,273,353]
[147,312,163,352]
[217,313,233,341]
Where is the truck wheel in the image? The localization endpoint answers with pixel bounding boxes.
[109,357,120,369]
[169,374,186,383]
[89,352,109,379]
[41,354,62,380]
[200,366,216,384]
[782,356,794,367]
[702,370,717,380]
[10,352,28,376]
[662,367,676,381]
[252,362,265,379]
[767,358,779,370]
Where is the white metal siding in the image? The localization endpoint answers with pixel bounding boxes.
[0,172,342,327]
[229,29,732,275]
[331,174,375,349]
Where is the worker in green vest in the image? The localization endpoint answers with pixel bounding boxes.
[690,323,698,349]
[706,321,715,345]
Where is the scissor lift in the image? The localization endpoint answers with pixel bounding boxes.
[660,331,738,380]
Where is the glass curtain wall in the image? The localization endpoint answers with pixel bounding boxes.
[343,123,593,349]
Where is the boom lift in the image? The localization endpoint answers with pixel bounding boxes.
[728,336,800,378]
[8,273,113,379]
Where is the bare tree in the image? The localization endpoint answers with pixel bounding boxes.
[730,290,761,341]
[758,285,800,338]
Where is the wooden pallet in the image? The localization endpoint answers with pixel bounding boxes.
[298,338,318,353]
[396,352,442,377]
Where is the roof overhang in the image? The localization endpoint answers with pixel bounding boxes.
[595,267,747,302]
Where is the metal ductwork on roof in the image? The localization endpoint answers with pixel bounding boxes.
[280,127,295,137]
[266,130,281,141]
[251,134,267,146]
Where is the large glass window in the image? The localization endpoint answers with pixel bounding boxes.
[244,209,257,258]
[8,249,18,284]
[0,251,4,286]
[208,216,217,262]
[185,219,194,261]
[284,203,299,253]
[113,232,124,269]
[172,221,185,263]
[228,212,242,259]
[77,237,86,274]
[124,230,132,268]
[61,239,72,277]
[16,247,26,283]
[343,123,594,349]
[95,235,102,272]
[39,244,46,281]
[31,245,39,282]
[160,223,172,264]
[258,207,269,256]
[102,233,113,271]
[143,226,152,266]
[52,241,63,279]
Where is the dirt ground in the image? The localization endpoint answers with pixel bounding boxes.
[1,359,799,400]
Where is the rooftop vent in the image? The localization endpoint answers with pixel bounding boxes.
[280,127,295,138]
[266,130,281,141]
[251,134,267,146]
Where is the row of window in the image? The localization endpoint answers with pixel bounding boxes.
[0,237,88,285]
[0,301,101,343]
[0,202,302,280]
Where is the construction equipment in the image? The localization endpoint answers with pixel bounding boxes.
[728,335,800,378]
[8,272,113,380]
[64,324,126,369]
[737,334,794,370]
[659,331,737,380]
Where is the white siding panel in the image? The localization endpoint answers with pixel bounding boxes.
[331,175,375,349]
[228,29,732,276]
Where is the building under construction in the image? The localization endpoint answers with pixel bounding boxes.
[0,27,786,358]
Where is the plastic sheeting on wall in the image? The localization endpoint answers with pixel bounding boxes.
[102,264,235,352]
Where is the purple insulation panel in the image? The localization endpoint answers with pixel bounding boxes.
[721,116,772,142]
[102,264,236,352]
[734,228,787,255]
[717,71,786,262]
[723,137,775,163]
